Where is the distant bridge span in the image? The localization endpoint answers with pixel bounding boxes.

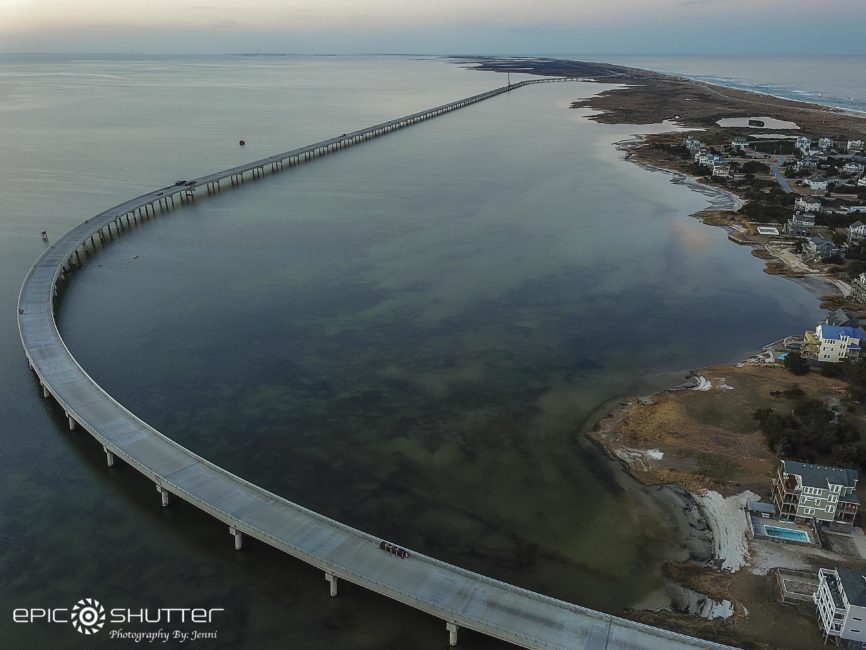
[19,78,733,650]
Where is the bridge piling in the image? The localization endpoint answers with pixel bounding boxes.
[229,526,243,550]
[325,572,338,597]
[104,447,115,467]
[446,622,459,647]
[156,485,169,507]
[67,413,76,430]
[41,382,49,399]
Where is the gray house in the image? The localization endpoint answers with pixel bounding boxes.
[803,236,840,262]
[785,211,815,237]
[826,308,859,328]
[773,460,859,532]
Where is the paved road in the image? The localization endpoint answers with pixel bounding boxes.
[771,155,793,193]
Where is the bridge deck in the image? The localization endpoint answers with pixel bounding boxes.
[18,79,733,650]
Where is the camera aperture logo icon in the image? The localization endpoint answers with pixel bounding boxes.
[70,598,105,635]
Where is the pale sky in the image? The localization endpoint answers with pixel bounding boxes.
[1,0,864,54]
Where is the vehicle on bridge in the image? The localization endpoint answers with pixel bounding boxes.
[379,541,410,558]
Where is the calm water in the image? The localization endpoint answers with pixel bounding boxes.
[0,54,824,648]
[595,55,866,114]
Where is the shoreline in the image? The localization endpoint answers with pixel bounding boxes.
[611,126,849,311]
[642,67,866,118]
[470,56,866,647]
[653,67,866,117]
[612,133,744,212]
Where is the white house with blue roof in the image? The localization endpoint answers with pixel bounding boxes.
[803,324,862,363]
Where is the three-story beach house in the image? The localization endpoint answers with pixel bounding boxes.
[785,211,815,237]
[773,460,859,532]
[794,197,821,213]
[802,324,862,363]
[815,567,866,643]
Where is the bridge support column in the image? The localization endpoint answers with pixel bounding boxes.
[446,622,459,647]
[41,382,49,399]
[325,572,338,597]
[66,413,77,430]
[104,447,114,467]
[156,485,169,507]
[229,526,243,550]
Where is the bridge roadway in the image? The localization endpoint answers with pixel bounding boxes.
[18,79,735,650]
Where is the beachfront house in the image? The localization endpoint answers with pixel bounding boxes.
[773,460,859,532]
[842,162,866,177]
[712,163,730,179]
[806,179,829,192]
[818,137,835,151]
[796,136,812,153]
[825,309,859,328]
[848,140,865,153]
[815,567,866,644]
[785,211,815,237]
[859,177,866,188]
[849,221,866,244]
[802,323,862,363]
[804,237,840,262]
[698,154,726,172]
[853,273,866,304]
[795,159,817,173]
[731,136,749,151]
[794,197,821,213]
[683,137,702,153]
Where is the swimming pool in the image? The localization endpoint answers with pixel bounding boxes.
[765,525,810,542]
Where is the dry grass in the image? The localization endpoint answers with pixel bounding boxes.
[590,364,850,495]
[629,569,825,649]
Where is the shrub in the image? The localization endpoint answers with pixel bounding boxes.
[783,352,810,375]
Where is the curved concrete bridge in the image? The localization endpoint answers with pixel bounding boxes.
[19,78,733,650]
